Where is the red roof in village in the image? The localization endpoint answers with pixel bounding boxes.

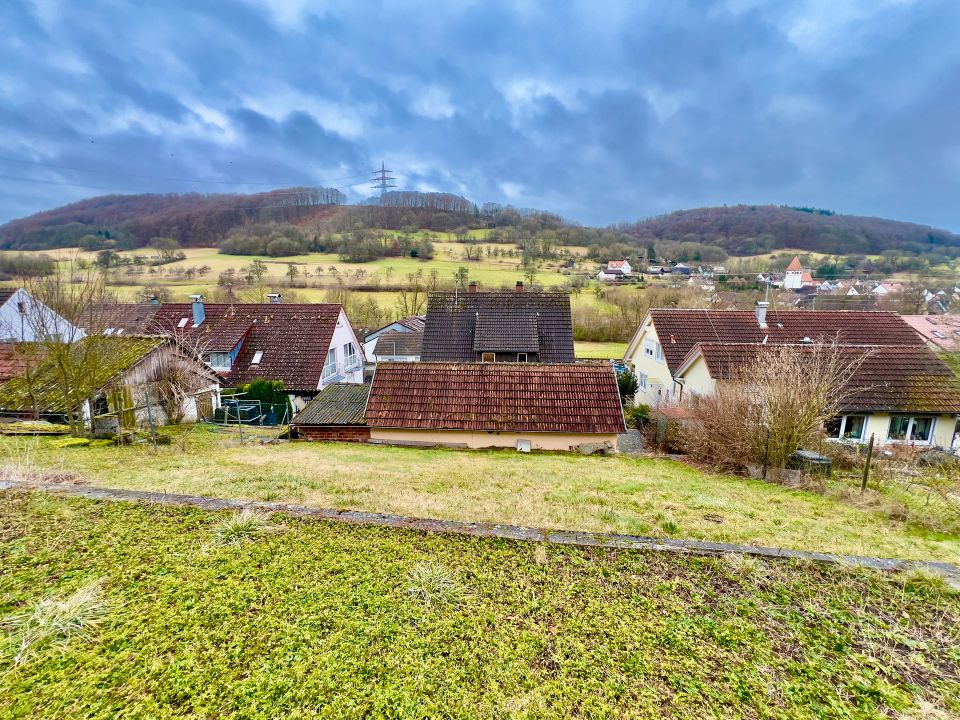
[99,302,347,392]
[901,315,960,351]
[682,342,960,414]
[786,256,803,271]
[366,362,625,433]
[646,309,924,373]
[608,260,628,269]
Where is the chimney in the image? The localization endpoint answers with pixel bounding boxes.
[515,281,524,293]
[755,300,768,328]
[468,281,477,293]
[148,295,160,305]
[267,293,282,304]
[189,294,205,326]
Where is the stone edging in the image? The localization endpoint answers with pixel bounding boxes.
[3,480,959,584]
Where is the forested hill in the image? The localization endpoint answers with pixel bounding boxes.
[619,205,960,257]
[0,187,348,250]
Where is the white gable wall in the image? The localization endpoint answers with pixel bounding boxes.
[0,288,83,342]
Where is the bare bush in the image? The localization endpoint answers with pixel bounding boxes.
[683,342,867,472]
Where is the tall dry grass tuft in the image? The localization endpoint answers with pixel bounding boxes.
[406,561,464,608]
[212,507,275,546]
[3,581,108,667]
[683,341,867,471]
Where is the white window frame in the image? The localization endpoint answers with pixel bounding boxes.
[655,343,663,362]
[177,317,189,328]
[517,352,528,362]
[481,352,495,363]
[638,372,648,392]
[322,348,337,379]
[826,414,866,441]
[343,342,358,368]
[207,352,232,371]
[644,339,656,358]
[887,415,936,444]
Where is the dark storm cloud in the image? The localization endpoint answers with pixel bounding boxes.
[1,0,959,228]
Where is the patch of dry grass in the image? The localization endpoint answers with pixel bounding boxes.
[1,425,958,563]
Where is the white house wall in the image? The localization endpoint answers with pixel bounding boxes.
[0,288,82,342]
[319,309,366,389]
[623,318,675,405]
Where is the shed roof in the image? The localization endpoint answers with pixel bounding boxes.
[292,383,369,426]
[0,336,166,413]
[366,362,625,433]
[375,330,423,357]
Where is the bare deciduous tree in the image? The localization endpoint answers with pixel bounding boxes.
[684,341,868,472]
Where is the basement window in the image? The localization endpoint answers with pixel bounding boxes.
[517,353,528,362]
[482,352,495,363]
[251,351,264,365]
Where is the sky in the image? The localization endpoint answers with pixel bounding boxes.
[2,0,960,229]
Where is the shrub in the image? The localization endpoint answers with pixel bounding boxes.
[682,342,866,472]
[625,403,651,430]
[617,368,639,400]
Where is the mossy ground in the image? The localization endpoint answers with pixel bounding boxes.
[1,492,958,719]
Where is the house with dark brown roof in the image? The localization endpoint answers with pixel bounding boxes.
[673,342,960,448]
[420,283,574,363]
[368,330,423,361]
[624,304,927,406]
[94,297,365,408]
[364,362,624,451]
[361,315,425,360]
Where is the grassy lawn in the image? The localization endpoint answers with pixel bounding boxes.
[2,426,958,564]
[1,492,958,718]
[574,341,627,359]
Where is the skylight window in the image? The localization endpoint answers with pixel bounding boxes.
[251,351,264,364]
[177,317,189,328]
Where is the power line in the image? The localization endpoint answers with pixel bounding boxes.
[0,155,372,190]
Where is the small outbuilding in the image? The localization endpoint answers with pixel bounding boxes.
[290,383,370,442]
[364,362,625,452]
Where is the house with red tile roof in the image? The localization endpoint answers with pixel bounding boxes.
[623,304,926,406]
[673,342,960,448]
[364,362,624,451]
[93,297,365,408]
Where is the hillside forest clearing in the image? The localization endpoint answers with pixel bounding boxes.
[2,425,958,565]
[1,491,958,718]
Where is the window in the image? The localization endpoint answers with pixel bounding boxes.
[251,351,264,365]
[888,415,935,443]
[644,339,655,358]
[638,372,648,392]
[655,343,663,362]
[344,342,358,368]
[825,414,866,440]
[517,353,528,362]
[177,317,189,328]
[322,348,337,378]
[482,352,495,363]
[207,352,231,370]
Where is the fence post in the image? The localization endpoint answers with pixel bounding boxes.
[860,433,875,493]
[762,428,771,481]
[144,390,158,448]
